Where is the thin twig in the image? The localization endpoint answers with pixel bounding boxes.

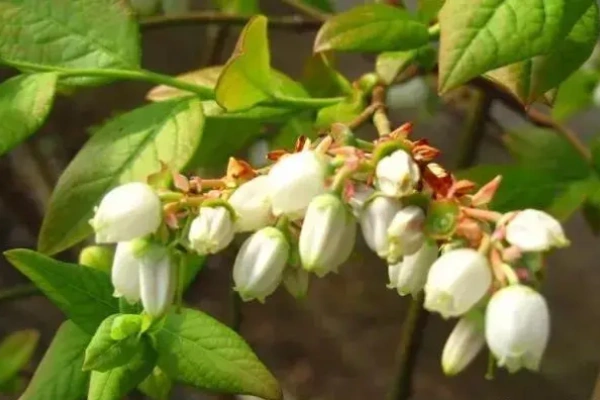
[0,284,39,303]
[281,0,330,22]
[140,12,322,31]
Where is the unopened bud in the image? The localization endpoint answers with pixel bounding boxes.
[424,248,492,318]
[79,245,114,274]
[139,245,174,318]
[233,227,290,302]
[90,182,162,244]
[267,151,328,218]
[386,206,425,263]
[348,183,375,217]
[375,150,420,197]
[485,285,550,373]
[188,206,235,255]
[387,240,438,297]
[228,175,273,232]
[300,194,357,277]
[282,265,310,299]
[441,316,485,376]
[505,209,569,252]
[359,195,402,259]
[111,241,143,303]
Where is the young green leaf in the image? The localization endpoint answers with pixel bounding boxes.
[38,98,204,255]
[0,0,140,86]
[300,0,334,13]
[216,16,274,111]
[138,367,172,400]
[376,46,436,85]
[83,315,141,372]
[302,53,353,97]
[438,0,594,92]
[79,245,115,274]
[146,66,222,102]
[88,339,157,400]
[314,4,429,53]
[155,308,282,400]
[552,69,599,121]
[20,321,91,400]
[0,73,57,155]
[417,0,444,23]
[486,2,600,104]
[316,91,365,128]
[4,249,118,334]
[272,114,316,150]
[0,330,39,385]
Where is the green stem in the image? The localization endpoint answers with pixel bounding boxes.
[2,59,214,98]
[269,94,344,109]
[428,23,440,39]
[0,284,39,302]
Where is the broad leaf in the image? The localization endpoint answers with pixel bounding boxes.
[216,16,274,111]
[84,315,140,372]
[438,0,594,92]
[138,367,172,400]
[376,46,436,84]
[146,66,222,102]
[314,4,429,53]
[88,339,156,400]
[156,308,282,400]
[316,91,365,128]
[0,330,39,385]
[0,73,57,155]
[20,321,91,400]
[417,0,444,23]
[4,249,118,334]
[486,2,600,104]
[39,98,204,255]
[0,0,140,85]
[181,253,206,290]
[302,53,353,97]
[552,69,599,121]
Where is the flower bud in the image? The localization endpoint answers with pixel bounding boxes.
[267,151,328,218]
[300,194,357,277]
[375,150,420,197]
[233,227,290,302]
[111,241,143,303]
[359,195,402,258]
[228,176,273,232]
[424,248,492,318]
[387,240,438,297]
[91,182,162,244]
[79,245,114,274]
[282,265,310,299]
[505,209,569,252]
[188,206,235,255]
[441,316,485,376]
[386,206,425,263]
[485,285,550,372]
[139,245,174,318]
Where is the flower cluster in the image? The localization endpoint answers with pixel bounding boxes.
[89,122,569,375]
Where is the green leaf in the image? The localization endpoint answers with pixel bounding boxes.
[88,339,157,400]
[376,45,436,85]
[300,0,334,13]
[552,69,599,121]
[302,53,353,97]
[0,0,140,85]
[314,4,429,53]
[316,91,365,128]
[272,114,316,150]
[216,16,274,111]
[20,321,91,400]
[486,2,600,104]
[138,367,172,400]
[84,315,140,372]
[39,98,204,255]
[215,0,260,14]
[146,67,222,102]
[155,308,282,400]
[417,0,443,23]
[582,183,600,234]
[4,249,118,334]
[438,0,594,92]
[0,330,39,385]
[0,73,57,155]
[181,253,206,290]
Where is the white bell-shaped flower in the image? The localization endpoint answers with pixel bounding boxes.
[111,241,143,303]
[299,194,357,277]
[228,176,273,232]
[233,227,290,302]
[441,317,485,376]
[91,182,162,244]
[485,285,550,373]
[139,245,174,318]
[388,240,438,297]
[348,184,375,218]
[188,206,235,255]
[267,151,328,218]
[360,195,402,258]
[505,209,569,252]
[386,205,426,263]
[424,248,492,318]
[375,150,420,197]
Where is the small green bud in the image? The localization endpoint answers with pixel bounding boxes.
[78,245,114,273]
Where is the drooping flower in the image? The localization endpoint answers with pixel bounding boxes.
[91,182,162,244]
[360,195,402,259]
[188,206,235,255]
[424,248,492,318]
[233,227,290,302]
[386,205,425,263]
[441,316,485,376]
[387,240,438,297]
[267,151,328,218]
[375,150,420,197]
[485,285,550,373]
[111,241,143,303]
[299,193,357,277]
[138,244,174,318]
[505,209,569,252]
[228,175,273,232]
